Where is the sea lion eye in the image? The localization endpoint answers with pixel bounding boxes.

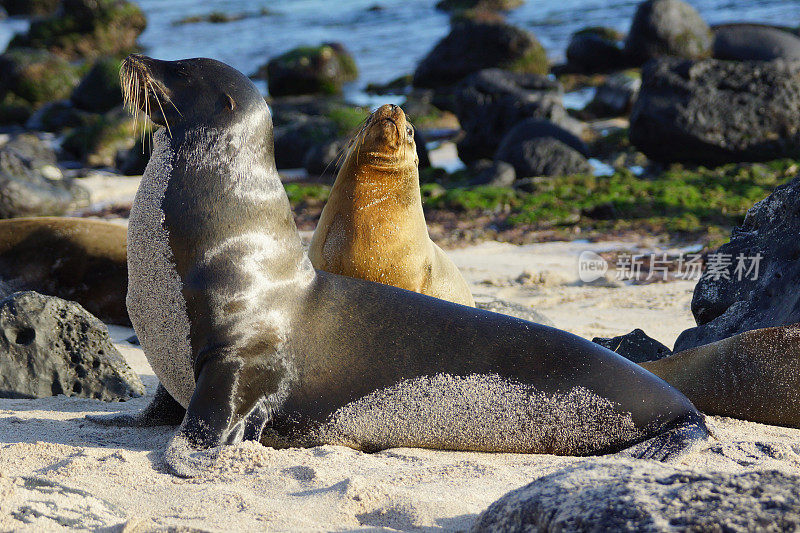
[406,125,413,142]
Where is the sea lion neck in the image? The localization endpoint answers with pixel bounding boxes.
[149,128,313,286]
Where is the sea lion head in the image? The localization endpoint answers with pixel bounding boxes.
[346,104,418,173]
[120,54,270,135]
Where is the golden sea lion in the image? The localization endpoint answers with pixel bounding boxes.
[309,104,475,307]
[642,325,800,427]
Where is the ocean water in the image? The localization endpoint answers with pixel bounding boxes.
[133,0,799,89]
[0,0,797,95]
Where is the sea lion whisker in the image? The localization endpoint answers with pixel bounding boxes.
[149,78,173,138]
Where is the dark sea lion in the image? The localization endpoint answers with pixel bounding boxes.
[0,216,129,325]
[91,54,708,477]
[642,325,800,428]
[309,104,474,307]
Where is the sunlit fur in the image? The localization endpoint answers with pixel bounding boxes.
[112,56,708,478]
[309,104,475,307]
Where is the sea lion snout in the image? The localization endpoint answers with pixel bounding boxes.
[120,54,175,128]
[367,104,413,151]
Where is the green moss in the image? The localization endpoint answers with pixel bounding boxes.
[283,183,331,204]
[508,42,549,75]
[11,0,147,59]
[427,160,798,238]
[62,112,144,167]
[327,106,369,136]
[0,93,32,125]
[267,44,358,96]
[0,49,80,107]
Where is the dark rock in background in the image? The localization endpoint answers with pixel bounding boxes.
[468,159,516,186]
[25,100,95,132]
[566,27,627,73]
[60,108,139,168]
[495,119,592,178]
[0,291,143,401]
[0,0,60,17]
[258,43,358,97]
[593,328,672,363]
[496,136,592,178]
[675,174,800,351]
[303,138,347,179]
[71,57,124,114]
[273,114,340,170]
[586,71,641,117]
[630,58,800,165]
[435,0,523,12]
[414,129,431,170]
[413,18,548,89]
[3,134,58,170]
[624,0,712,65]
[472,461,800,532]
[9,0,147,60]
[713,24,800,62]
[0,138,84,218]
[0,49,80,110]
[115,138,152,176]
[435,69,567,163]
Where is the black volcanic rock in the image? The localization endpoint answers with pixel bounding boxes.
[630,58,800,165]
[624,0,712,65]
[435,69,567,163]
[0,291,144,400]
[593,328,672,363]
[675,174,800,351]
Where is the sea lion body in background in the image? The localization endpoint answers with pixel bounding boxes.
[309,104,474,307]
[94,55,708,477]
[0,216,129,325]
[642,325,800,428]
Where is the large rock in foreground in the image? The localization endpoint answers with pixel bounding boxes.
[0,291,143,400]
[630,58,800,165]
[435,69,568,163]
[472,460,800,532]
[413,18,548,89]
[624,0,712,65]
[675,174,800,351]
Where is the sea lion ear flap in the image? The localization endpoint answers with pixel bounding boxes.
[225,93,236,111]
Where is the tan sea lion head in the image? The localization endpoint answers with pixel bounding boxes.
[341,103,418,181]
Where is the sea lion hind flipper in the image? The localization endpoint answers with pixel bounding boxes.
[86,383,185,427]
[162,352,283,477]
[619,411,711,462]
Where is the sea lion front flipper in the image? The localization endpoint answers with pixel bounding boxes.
[619,411,711,462]
[163,352,282,477]
[87,383,185,427]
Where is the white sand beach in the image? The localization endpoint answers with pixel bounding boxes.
[2,238,799,532]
